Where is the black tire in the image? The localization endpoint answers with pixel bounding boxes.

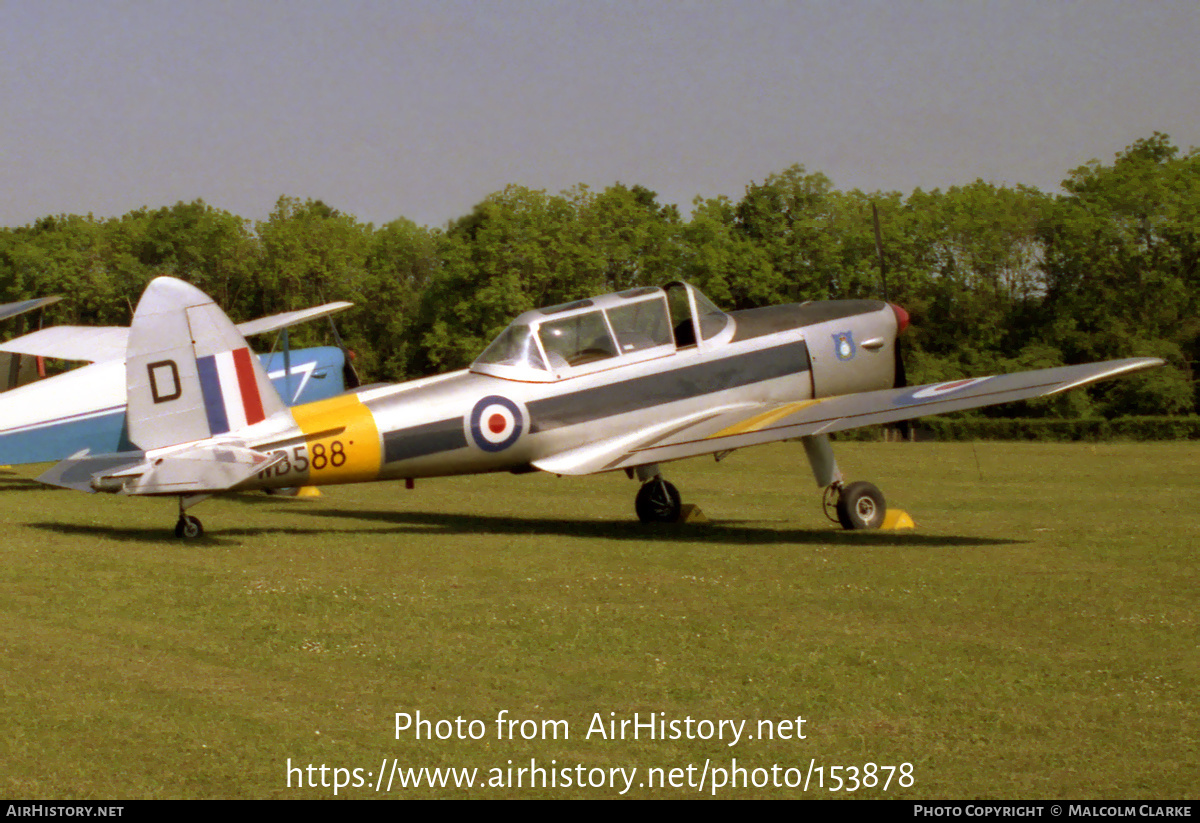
[174,515,204,539]
[835,481,886,530]
[635,478,682,524]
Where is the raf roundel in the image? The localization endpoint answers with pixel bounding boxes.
[893,377,993,406]
[468,395,525,453]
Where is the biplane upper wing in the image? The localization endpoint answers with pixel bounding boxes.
[0,302,354,363]
[233,302,353,337]
[0,326,130,363]
[532,357,1164,476]
[0,296,61,322]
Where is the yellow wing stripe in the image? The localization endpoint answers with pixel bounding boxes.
[707,399,825,439]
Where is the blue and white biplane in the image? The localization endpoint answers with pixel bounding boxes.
[0,299,353,465]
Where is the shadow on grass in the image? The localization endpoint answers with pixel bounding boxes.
[222,491,322,506]
[292,507,1022,548]
[28,509,1022,548]
[25,521,337,545]
[0,477,53,493]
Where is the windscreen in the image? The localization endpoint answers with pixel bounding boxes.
[474,324,548,371]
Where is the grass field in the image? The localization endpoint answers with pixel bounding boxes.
[2,441,1196,799]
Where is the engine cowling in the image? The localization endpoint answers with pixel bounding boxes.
[802,301,903,399]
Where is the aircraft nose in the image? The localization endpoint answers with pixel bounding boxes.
[890,303,909,334]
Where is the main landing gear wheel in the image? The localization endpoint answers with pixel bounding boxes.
[635,478,682,524]
[835,481,886,530]
[175,514,204,539]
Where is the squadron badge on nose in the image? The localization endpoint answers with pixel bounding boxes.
[468,395,526,452]
[832,331,856,361]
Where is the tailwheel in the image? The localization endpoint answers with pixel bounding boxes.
[834,481,886,530]
[175,514,204,539]
[635,477,682,524]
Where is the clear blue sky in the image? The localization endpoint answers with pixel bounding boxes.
[2,0,1196,229]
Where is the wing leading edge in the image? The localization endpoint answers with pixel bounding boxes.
[532,357,1164,476]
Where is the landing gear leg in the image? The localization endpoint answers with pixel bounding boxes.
[804,435,887,530]
[632,464,683,524]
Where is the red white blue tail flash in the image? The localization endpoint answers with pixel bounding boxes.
[197,347,266,434]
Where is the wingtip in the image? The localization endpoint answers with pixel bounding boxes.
[1116,356,1166,373]
[1051,357,1167,396]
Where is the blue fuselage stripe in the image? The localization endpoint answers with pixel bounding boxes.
[0,409,127,464]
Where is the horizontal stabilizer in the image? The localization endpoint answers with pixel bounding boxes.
[37,452,147,493]
[39,445,283,495]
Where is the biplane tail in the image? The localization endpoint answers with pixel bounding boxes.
[125,277,288,450]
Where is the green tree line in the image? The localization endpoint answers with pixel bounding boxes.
[1,133,1195,417]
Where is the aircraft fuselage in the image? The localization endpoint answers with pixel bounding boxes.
[241,296,902,491]
[35,276,1161,536]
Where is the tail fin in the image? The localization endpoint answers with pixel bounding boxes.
[126,277,286,450]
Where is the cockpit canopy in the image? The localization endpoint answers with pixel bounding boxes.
[471,282,731,382]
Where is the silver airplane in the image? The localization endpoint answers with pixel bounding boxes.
[39,276,1161,538]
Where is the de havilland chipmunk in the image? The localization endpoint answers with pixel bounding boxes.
[37,276,1161,537]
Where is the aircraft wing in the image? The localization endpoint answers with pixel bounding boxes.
[0,326,130,362]
[0,302,354,363]
[532,403,759,475]
[533,357,1164,476]
[0,296,61,322]
[235,302,353,337]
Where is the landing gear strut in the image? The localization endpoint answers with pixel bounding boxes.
[825,480,886,530]
[805,434,887,530]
